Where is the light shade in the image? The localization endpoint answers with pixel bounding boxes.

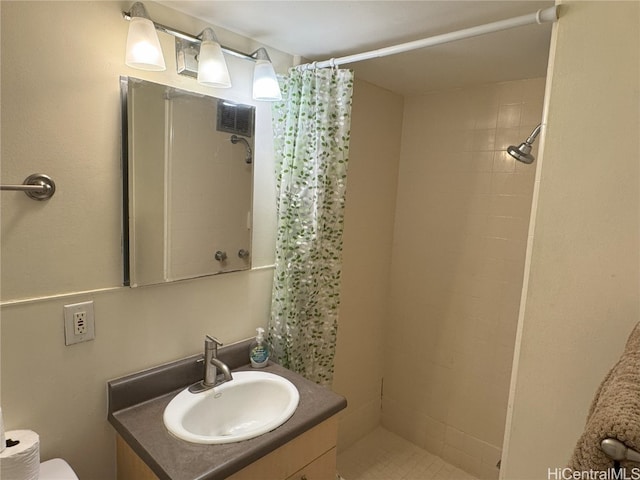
[125,6,165,71]
[197,29,231,88]
[252,49,281,101]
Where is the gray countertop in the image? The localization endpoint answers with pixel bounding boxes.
[107,340,347,480]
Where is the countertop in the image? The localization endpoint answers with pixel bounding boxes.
[107,340,347,480]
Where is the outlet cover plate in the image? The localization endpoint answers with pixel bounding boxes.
[64,301,95,345]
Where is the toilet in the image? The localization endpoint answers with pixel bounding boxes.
[40,458,79,480]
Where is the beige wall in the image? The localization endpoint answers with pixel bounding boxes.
[502,2,640,478]
[333,79,403,451]
[383,78,545,480]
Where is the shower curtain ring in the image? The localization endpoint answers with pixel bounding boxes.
[535,9,543,24]
[329,58,337,69]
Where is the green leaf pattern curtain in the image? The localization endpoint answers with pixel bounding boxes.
[268,67,354,386]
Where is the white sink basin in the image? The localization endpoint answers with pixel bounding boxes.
[163,371,299,444]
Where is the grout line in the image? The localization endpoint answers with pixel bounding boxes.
[338,428,480,480]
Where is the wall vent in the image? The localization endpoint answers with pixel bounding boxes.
[217,100,255,137]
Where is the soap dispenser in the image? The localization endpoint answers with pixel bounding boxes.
[249,327,270,368]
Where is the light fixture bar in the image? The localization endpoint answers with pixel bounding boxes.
[122,11,255,62]
[123,3,282,100]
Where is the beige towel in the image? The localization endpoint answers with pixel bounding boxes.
[569,322,640,471]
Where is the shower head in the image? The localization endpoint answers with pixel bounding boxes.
[507,124,542,164]
[507,143,535,164]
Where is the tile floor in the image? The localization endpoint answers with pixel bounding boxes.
[337,427,478,480]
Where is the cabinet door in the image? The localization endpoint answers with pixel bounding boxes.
[286,447,337,480]
[116,435,160,480]
[228,416,338,480]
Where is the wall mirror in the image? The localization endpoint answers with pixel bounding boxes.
[121,76,254,287]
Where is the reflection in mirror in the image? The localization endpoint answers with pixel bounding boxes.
[121,77,254,287]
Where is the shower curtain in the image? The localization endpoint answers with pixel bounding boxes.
[268,67,354,386]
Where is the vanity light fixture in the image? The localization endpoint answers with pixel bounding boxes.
[196,28,231,88]
[251,48,282,101]
[124,2,166,71]
[122,2,282,101]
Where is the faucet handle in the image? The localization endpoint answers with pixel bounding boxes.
[205,335,223,353]
[205,335,223,345]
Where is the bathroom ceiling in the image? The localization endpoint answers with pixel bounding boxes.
[158,1,555,95]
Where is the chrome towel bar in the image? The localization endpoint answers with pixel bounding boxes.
[0,174,56,200]
[601,438,640,463]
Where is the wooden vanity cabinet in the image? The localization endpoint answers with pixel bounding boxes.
[116,416,338,480]
[282,448,336,480]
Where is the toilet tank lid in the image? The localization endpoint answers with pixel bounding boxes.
[40,458,79,480]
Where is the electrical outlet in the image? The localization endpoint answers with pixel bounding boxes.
[64,301,95,345]
[73,311,87,335]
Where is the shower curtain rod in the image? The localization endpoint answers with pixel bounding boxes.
[300,6,559,70]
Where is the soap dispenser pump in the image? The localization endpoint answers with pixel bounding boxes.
[249,327,270,368]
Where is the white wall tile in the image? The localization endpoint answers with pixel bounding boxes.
[385,78,545,476]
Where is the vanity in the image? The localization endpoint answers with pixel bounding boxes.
[107,339,347,480]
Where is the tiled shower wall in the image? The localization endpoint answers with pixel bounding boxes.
[383,78,546,479]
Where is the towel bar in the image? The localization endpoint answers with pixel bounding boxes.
[601,438,640,463]
[0,174,56,200]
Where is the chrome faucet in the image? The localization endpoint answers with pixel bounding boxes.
[189,335,233,393]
